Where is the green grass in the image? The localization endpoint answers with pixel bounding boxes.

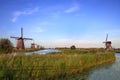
[115,49,120,53]
[0,49,115,80]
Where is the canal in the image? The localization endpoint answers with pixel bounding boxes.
[25,49,60,55]
[59,53,120,80]
[24,50,120,80]
[87,53,120,80]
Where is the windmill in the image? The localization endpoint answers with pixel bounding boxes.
[31,43,37,49]
[103,34,112,51]
[37,45,40,49]
[10,28,33,50]
[31,43,41,49]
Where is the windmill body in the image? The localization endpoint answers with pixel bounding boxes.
[11,28,32,50]
[31,43,40,49]
[17,37,25,49]
[31,43,37,49]
[37,45,40,49]
[103,34,112,51]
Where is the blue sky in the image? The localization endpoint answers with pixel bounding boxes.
[0,0,120,48]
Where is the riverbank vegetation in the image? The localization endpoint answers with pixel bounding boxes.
[13,47,44,53]
[0,49,115,80]
[0,38,44,53]
[0,38,13,53]
[115,48,120,53]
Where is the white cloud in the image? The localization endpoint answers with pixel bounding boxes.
[11,16,17,22]
[11,7,39,22]
[64,4,79,13]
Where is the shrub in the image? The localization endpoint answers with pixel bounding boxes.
[0,38,13,53]
[70,45,76,50]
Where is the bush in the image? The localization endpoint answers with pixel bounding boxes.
[70,45,76,50]
[0,38,13,53]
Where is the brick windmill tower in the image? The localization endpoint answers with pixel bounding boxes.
[103,34,112,51]
[10,28,33,50]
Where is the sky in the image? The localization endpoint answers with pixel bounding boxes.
[0,0,120,48]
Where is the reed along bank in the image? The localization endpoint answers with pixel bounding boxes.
[0,49,115,80]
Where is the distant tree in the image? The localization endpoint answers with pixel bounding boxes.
[0,38,13,53]
[70,45,76,50]
[39,46,45,50]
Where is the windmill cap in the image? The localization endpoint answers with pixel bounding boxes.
[18,37,23,40]
[103,41,111,43]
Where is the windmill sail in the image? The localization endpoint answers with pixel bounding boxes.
[10,27,33,49]
[10,36,19,39]
[103,34,108,43]
[24,38,33,40]
[21,28,23,38]
[103,34,112,51]
[106,34,108,42]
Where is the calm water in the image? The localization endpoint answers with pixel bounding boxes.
[61,53,120,80]
[25,49,60,55]
[87,53,120,80]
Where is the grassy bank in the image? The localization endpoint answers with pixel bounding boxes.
[115,48,120,53]
[0,50,115,79]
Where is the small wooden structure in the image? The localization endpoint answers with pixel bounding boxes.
[37,45,40,49]
[103,34,112,51]
[31,43,37,49]
[10,28,33,50]
[31,43,41,49]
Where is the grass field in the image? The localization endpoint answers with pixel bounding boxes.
[0,49,115,80]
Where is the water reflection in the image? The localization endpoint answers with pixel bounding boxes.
[88,53,120,80]
[56,62,114,80]
[25,49,60,55]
